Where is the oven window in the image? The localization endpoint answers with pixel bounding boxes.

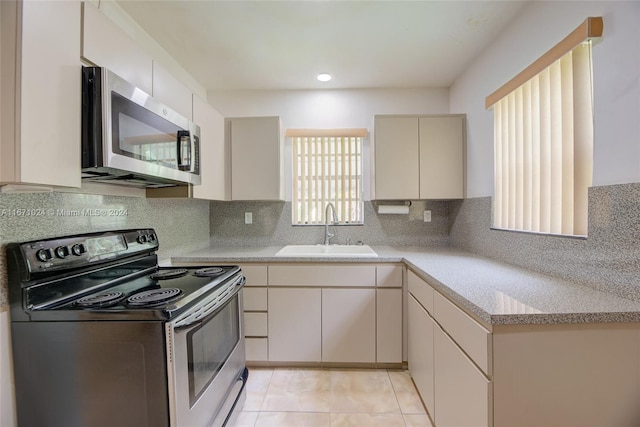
[111,92,189,169]
[186,295,240,406]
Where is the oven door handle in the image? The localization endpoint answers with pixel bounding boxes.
[173,276,245,331]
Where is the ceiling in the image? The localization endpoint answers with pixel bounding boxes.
[116,0,529,91]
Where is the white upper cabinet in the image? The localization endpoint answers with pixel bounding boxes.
[192,95,226,200]
[229,116,283,201]
[152,61,192,120]
[81,2,152,94]
[374,115,465,200]
[0,0,81,188]
[419,116,465,199]
[374,116,420,199]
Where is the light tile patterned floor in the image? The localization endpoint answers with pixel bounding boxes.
[232,368,433,427]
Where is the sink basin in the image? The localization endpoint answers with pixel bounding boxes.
[275,244,378,258]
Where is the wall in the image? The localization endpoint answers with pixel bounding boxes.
[448,1,640,302]
[206,88,453,245]
[451,183,640,302]
[209,200,451,247]
[208,88,450,201]
[0,191,210,427]
[450,1,640,198]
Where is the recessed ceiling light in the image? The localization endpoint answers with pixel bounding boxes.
[317,73,332,82]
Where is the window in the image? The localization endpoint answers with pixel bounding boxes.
[287,128,366,225]
[486,17,602,236]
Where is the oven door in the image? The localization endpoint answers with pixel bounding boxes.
[166,277,246,427]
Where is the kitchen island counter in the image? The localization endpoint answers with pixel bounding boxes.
[172,245,640,327]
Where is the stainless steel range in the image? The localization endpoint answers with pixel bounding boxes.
[6,229,247,427]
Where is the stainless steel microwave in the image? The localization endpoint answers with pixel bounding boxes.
[81,66,201,188]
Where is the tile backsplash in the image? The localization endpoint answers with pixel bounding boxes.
[3,183,638,306]
[0,192,210,307]
[209,200,452,247]
[450,183,640,302]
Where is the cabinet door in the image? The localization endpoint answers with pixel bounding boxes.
[322,289,376,363]
[152,61,192,120]
[230,117,282,200]
[408,295,435,416]
[268,288,321,362]
[192,95,226,200]
[10,0,81,187]
[374,116,419,199]
[434,325,491,427]
[82,2,152,94]
[377,288,402,363]
[419,116,464,199]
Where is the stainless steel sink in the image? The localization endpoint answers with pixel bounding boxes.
[274,244,378,258]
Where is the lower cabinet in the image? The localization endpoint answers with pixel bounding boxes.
[434,325,491,427]
[265,263,403,365]
[408,295,435,416]
[408,269,491,427]
[207,263,402,366]
[238,265,269,362]
[268,288,322,362]
[407,268,640,427]
[377,288,403,363]
[322,289,376,363]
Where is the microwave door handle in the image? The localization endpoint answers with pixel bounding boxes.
[176,130,191,170]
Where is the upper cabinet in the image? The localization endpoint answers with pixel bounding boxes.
[81,2,152,94]
[192,95,226,200]
[152,61,192,121]
[0,0,81,188]
[228,116,283,201]
[374,115,465,200]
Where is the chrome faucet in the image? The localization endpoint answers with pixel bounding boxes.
[324,202,339,245]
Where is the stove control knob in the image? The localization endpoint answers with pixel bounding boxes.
[71,243,86,256]
[147,233,156,242]
[55,246,70,259]
[137,235,148,244]
[36,248,53,262]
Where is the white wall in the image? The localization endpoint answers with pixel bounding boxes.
[208,88,449,200]
[450,1,640,198]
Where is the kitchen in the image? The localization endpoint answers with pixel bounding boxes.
[1,1,639,427]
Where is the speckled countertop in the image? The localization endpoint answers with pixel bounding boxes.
[171,246,640,327]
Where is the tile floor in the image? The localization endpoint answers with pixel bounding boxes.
[232,368,434,427]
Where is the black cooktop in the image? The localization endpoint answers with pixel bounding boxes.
[25,264,240,321]
[7,229,242,322]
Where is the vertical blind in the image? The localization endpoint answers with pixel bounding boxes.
[288,129,365,225]
[487,17,601,237]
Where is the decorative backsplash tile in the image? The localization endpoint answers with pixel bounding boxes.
[450,183,640,302]
[208,200,452,247]
[0,192,210,307]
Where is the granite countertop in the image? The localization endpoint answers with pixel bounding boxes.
[171,245,640,327]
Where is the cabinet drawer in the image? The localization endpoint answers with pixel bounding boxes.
[376,265,403,287]
[240,265,268,286]
[268,265,375,287]
[408,270,434,314]
[244,313,268,337]
[244,287,267,311]
[245,338,268,362]
[434,292,492,375]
